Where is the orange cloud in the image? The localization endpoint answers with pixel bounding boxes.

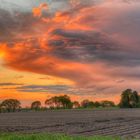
[0,41,106,86]
[0,43,8,58]
[32,3,48,17]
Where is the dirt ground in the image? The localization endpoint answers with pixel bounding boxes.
[0,109,140,138]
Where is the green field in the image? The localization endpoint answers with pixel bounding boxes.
[0,133,138,140]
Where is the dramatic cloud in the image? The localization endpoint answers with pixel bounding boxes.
[32,3,48,17]
[0,83,23,86]
[16,85,70,93]
[1,0,140,103]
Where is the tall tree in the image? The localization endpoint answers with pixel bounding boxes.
[119,89,139,108]
[58,95,72,109]
[81,100,95,108]
[45,98,55,108]
[72,101,80,108]
[94,101,101,108]
[1,99,21,112]
[31,101,41,110]
[101,101,115,107]
[45,95,72,109]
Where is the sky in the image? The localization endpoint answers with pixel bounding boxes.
[0,0,140,106]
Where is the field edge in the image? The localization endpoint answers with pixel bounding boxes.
[0,133,139,140]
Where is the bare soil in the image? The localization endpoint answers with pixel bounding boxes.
[0,109,140,138]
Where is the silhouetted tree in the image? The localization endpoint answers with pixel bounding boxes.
[45,98,55,109]
[81,100,95,108]
[45,95,72,109]
[119,89,139,108]
[94,101,101,108]
[1,99,21,112]
[58,95,72,109]
[72,101,80,108]
[31,101,41,110]
[100,101,115,107]
[45,96,63,108]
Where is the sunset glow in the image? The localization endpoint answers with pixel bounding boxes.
[0,0,140,106]
[0,52,5,58]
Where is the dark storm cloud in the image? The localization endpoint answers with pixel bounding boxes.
[0,4,126,66]
[1,0,139,68]
[48,29,102,61]
[48,28,135,66]
[0,9,39,42]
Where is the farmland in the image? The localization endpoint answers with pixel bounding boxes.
[0,109,140,139]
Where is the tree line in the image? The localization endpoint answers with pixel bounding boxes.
[0,89,140,113]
